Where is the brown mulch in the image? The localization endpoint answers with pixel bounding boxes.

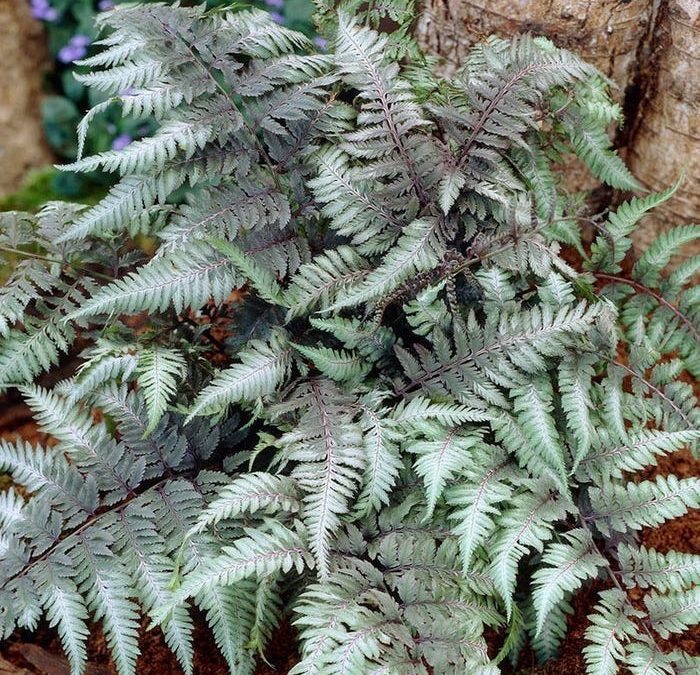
[1,614,298,675]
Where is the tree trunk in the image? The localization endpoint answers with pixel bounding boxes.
[0,1,53,196]
[416,0,699,253]
[416,0,654,89]
[625,0,699,244]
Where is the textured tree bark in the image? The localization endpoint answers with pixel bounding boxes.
[625,0,699,247]
[415,0,655,91]
[0,1,53,196]
[416,0,699,252]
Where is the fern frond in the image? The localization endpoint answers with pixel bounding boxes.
[38,565,90,675]
[159,181,290,251]
[589,475,700,535]
[166,520,312,608]
[645,587,700,639]
[70,243,239,318]
[532,528,604,634]
[285,246,370,319]
[308,147,399,243]
[57,173,183,242]
[447,447,514,570]
[136,347,186,434]
[283,380,365,576]
[112,503,194,674]
[248,574,283,655]
[139,558,195,675]
[64,118,216,176]
[392,396,490,425]
[587,181,681,272]
[209,239,285,306]
[0,276,93,390]
[511,376,569,491]
[62,347,138,405]
[191,473,300,534]
[564,117,641,191]
[335,13,433,203]
[559,352,596,465]
[579,429,699,480]
[490,486,568,618]
[527,594,573,663]
[404,281,451,337]
[624,641,677,675]
[195,584,256,675]
[618,543,700,593]
[293,343,369,382]
[20,385,138,502]
[330,218,444,310]
[583,589,640,675]
[0,488,24,532]
[633,224,700,287]
[403,301,603,404]
[0,438,64,493]
[74,540,141,675]
[354,403,403,516]
[309,316,395,364]
[188,330,292,420]
[0,260,58,338]
[438,167,467,214]
[411,427,483,517]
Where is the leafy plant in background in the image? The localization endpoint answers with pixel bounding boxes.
[27,0,317,199]
[1,2,699,675]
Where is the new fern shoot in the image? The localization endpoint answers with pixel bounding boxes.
[0,2,698,674]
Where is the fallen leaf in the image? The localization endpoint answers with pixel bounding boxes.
[13,644,69,675]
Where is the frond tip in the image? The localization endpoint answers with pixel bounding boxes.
[136,347,186,433]
[188,330,292,420]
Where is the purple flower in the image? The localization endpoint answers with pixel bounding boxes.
[269,11,284,24]
[30,0,58,22]
[313,37,328,51]
[264,0,285,8]
[58,45,83,63]
[57,34,91,64]
[98,0,115,10]
[112,133,133,151]
[70,34,91,48]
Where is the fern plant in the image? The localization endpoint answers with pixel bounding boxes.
[0,2,698,674]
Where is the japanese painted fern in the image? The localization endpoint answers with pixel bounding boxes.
[0,2,698,674]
